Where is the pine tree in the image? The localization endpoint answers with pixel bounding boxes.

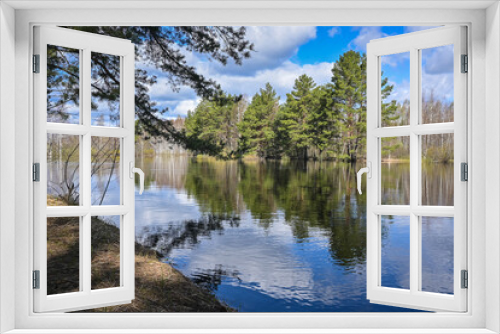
[306,86,334,161]
[184,92,243,158]
[185,100,218,151]
[238,83,280,158]
[380,75,399,127]
[329,50,397,161]
[329,51,366,162]
[278,74,317,160]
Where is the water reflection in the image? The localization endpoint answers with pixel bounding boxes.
[50,154,454,311]
[136,215,240,255]
[131,156,452,312]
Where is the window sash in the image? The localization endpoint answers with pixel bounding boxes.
[366,26,467,312]
[33,26,136,313]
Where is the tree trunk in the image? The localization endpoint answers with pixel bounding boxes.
[350,151,357,162]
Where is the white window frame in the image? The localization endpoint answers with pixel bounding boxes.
[1,1,499,333]
[365,26,467,312]
[33,26,136,313]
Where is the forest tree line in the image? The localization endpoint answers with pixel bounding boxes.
[177,50,454,162]
[48,28,453,163]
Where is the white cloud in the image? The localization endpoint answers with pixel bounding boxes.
[140,26,454,117]
[385,79,410,103]
[327,27,340,38]
[147,77,198,103]
[136,27,320,115]
[423,44,454,74]
[420,45,454,102]
[148,60,333,114]
[381,51,409,67]
[211,60,333,104]
[203,26,317,76]
[349,26,439,54]
[349,27,387,52]
[172,99,200,118]
[422,72,453,102]
[380,35,452,104]
[386,70,453,105]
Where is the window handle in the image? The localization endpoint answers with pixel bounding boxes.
[357,162,372,195]
[129,161,145,195]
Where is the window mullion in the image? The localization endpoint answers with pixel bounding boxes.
[78,48,85,292]
[82,48,91,209]
[409,47,420,294]
[82,48,92,294]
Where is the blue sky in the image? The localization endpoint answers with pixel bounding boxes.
[141,26,453,119]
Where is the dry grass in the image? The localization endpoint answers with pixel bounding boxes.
[47,196,65,206]
[47,216,80,295]
[47,209,234,312]
[89,244,234,312]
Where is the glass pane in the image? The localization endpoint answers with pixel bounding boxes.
[421,217,454,294]
[421,45,454,124]
[380,52,410,127]
[421,133,454,206]
[47,217,80,295]
[381,137,410,205]
[91,216,121,290]
[47,134,80,206]
[91,52,120,127]
[91,137,121,205]
[47,45,80,124]
[381,215,410,290]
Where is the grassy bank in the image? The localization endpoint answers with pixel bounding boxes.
[47,208,234,312]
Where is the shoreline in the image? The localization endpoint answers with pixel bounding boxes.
[47,208,234,312]
[87,238,235,312]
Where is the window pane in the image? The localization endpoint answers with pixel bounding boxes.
[421,45,454,124]
[381,215,410,290]
[91,137,121,205]
[47,45,80,124]
[421,133,454,206]
[381,137,410,205]
[421,217,454,294]
[91,216,121,290]
[47,134,80,206]
[380,52,410,127]
[91,52,120,127]
[47,217,80,295]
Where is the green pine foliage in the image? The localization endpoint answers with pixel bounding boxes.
[238,83,280,159]
[328,50,367,162]
[277,74,317,160]
[185,92,246,159]
[306,86,334,160]
[182,50,441,162]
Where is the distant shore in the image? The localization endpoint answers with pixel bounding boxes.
[136,151,419,164]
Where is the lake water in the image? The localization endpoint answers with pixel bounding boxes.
[130,155,453,312]
[47,154,454,312]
